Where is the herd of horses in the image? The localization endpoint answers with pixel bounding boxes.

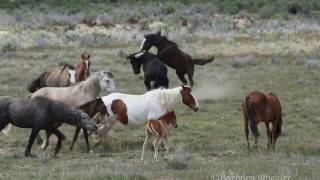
[0,31,283,161]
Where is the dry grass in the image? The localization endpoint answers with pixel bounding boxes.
[0,5,320,179]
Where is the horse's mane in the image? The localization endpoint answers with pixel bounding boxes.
[150,87,182,110]
[74,72,101,94]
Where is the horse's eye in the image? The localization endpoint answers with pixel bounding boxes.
[106,80,110,83]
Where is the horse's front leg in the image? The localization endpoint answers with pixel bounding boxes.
[141,134,149,163]
[95,118,117,147]
[25,128,40,157]
[83,129,91,152]
[144,79,152,91]
[40,130,52,150]
[69,127,81,151]
[51,128,66,157]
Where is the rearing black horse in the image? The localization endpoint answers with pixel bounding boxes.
[0,96,97,157]
[127,51,169,90]
[140,31,214,87]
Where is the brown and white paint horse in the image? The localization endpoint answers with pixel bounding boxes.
[141,111,177,162]
[96,85,198,147]
[242,91,283,150]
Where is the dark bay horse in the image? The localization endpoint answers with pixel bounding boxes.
[27,52,91,93]
[69,98,108,152]
[140,31,214,87]
[127,51,169,90]
[0,96,97,157]
[242,91,282,150]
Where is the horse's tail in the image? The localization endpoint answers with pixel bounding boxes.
[192,55,214,65]
[154,73,169,89]
[1,124,12,136]
[245,96,259,138]
[276,114,282,138]
[27,72,46,93]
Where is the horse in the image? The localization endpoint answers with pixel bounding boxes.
[127,51,169,90]
[139,31,214,87]
[27,52,91,93]
[242,91,282,150]
[31,71,116,149]
[60,52,91,82]
[0,96,97,157]
[95,85,199,147]
[69,97,108,152]
[141,111,177,162]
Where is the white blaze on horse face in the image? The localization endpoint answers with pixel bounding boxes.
[140,38,146,51]
[85,60,89,70]
[68,70,76,84]
[134,52,144,58]
[191,92,200,109]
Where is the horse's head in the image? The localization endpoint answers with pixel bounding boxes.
[126,52,144,74]
[81,52,91,78]
[97,71,116,95]
[78,112,98,133]
[180,85,199,112]
[140,30,162,52]
[67,69,76,84]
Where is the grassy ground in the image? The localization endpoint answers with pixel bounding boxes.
[0,3,320,180]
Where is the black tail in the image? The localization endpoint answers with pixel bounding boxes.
[192,55,214,65]
[245,97,259,138]
[154,73,169,89]
[276,115,282,138]
[27,72,47,93]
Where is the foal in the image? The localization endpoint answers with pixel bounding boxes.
[69,98,108,152]
[141,111,177,162]
[242,91,282,150]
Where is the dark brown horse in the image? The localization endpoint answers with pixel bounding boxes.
[242,91,282,150]
[69,98,108,152]
[0,96,97,157]
[127,51,169,90]
[140,31,214,87]
[27,52,91,93]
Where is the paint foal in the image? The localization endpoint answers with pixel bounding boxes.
[141,111,177,162]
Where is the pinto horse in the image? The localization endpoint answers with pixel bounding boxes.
[95,85,199,147]
[27,52,91,93]
[140,31,214,87]
[127,51,169,90]
[141,111,177,162]
[242,91,282,150]
[0,96,97,157]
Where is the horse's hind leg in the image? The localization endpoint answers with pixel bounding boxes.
[40,131,52,150]
[25,128,40,157]
[244,117,249,150]
[70,127,81,151]
[176,71,187,85]
[187,71,194,87]
[271,122,277,151]
[52,128,66,157]
[265,122,272,149]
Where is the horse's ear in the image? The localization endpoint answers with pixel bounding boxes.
[143,34,147,38]
[156,30,161,36]
[88,54,90,59]
[81,53,85,59]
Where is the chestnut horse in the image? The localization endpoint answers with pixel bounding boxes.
[140,31,214,87]
[27,52,91,93]
[242,91,282,150]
